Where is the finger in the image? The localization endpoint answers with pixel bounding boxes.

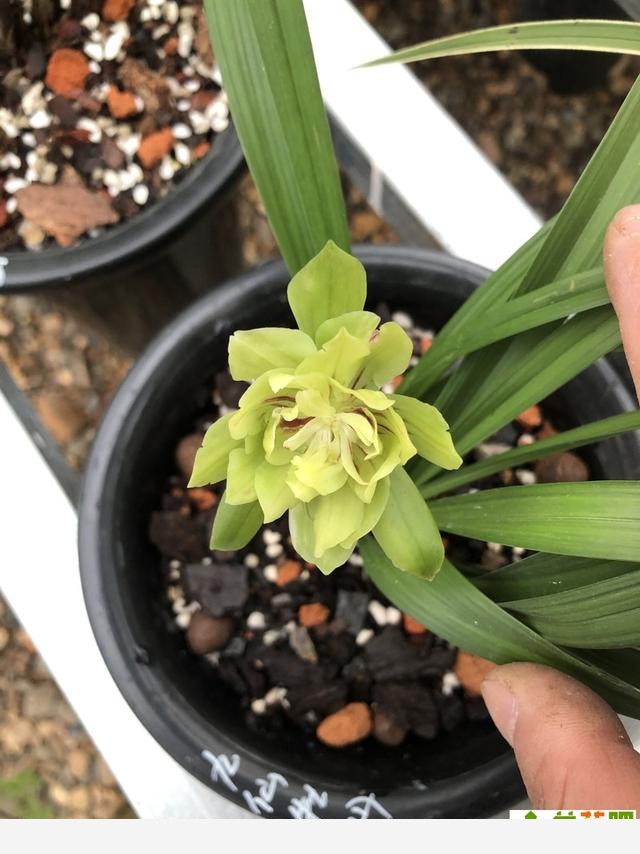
[482,663,640,809]
[603,205,640,400]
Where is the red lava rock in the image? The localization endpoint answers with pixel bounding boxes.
[390,374,403,390]
[194,141,210,160]
[420,335,433,353]
[76,91,103,113]
[516,405,543,429]
[101,137,125,170]
[372,707,408,747]
[191,89,216,112]
[175,433,204,480]
[453,651,497,697]
[55,16,83,43]
[107,87,139,119]
[56,128,92,147]
[538,420,558,439]
[138,128,174,169]
[299,602,330,628]
[276,560,302,587]
[535,451,589,483]
[402,614,428,636]
[316,702,372,748]
[45,49,90,98]
[48,95,77,128]
[164,36,179,56]
[102,0,136,22]
[186,612,235,655]
[188,488,217,511]
[0,201,7,229]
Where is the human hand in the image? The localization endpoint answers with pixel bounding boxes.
[479,205,640,811]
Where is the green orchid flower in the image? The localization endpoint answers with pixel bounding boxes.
[189,241,462,578]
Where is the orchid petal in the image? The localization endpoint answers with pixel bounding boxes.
[255,462,296,523]
[229,327,316,381]
[210,493,263,551]
[287,240,366,337]
[392,394,463,470]
[357,321,413,388]
[315,311,380,347]
[188,413,239,487]
[225,446,260,505]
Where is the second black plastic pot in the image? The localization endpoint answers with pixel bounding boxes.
[78,246,640,818]
[515,0,633,94]
[1,125,245,353]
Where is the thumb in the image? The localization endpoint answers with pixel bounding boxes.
[482,663,640,809]
[603,205,640,400]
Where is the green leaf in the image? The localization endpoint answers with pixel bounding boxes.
[361,539,640,717]
[498,570,640,648]
[449,309,620,455]
[210,492,264,550]
[356,322,413,389]
[402,74,640,406]
[422,411,640,499]
[408,268,607,388]
[413,306,620,485]
[524,610,640,650]
[228,328,317,381]
[287,241,367,338]
[203,0,349,273]
[392,394,462,470]
[399,220,554,399]
[431,482,640,562]
[373,467,444,579]
[519,75,640,292]
[473,553,638,601]
[577,648,640,690]
[361,20,640,68]
[188,414,239,487]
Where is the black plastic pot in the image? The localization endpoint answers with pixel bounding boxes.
[78,246,640,818]
[1,127,245,353]
[515,0,633,94]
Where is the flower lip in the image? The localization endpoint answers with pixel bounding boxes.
[280,416,313,431]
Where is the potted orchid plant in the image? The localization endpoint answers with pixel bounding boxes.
[78,2,640,818]
[198,3,640,710]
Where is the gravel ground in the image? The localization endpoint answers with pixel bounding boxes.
[0,598,132,819]
[1,0,634,820]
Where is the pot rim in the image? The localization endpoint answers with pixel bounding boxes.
[0,125,244,291]
[84,245,637,817]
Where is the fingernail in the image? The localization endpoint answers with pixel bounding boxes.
[613,208,640,238]
[481,678,518,746]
